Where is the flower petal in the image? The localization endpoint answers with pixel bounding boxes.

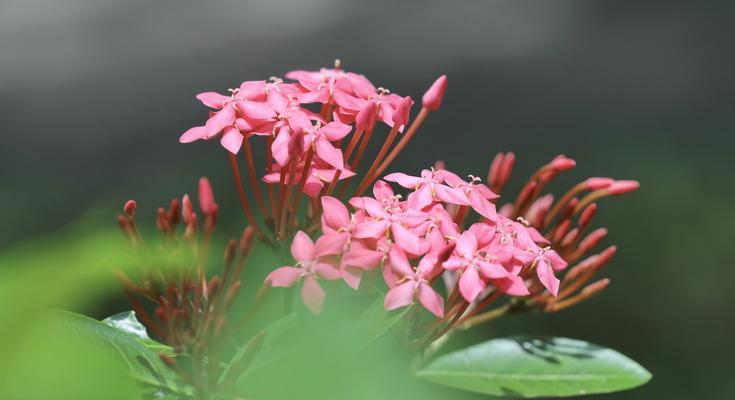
[384,281,415,311]
[320,196,351,230]
[196,92,229,109]
[418,283,445,318]
[301,276,325,314]
[354,219,389,239]
[536,259,560,297]
[179,126,207,143]
[458,266,484,302]
[314,262,342,280]
[266,266,301,287]
[315,137,344,170]
[291,231,315,262]
[314,232,349,257]
[220,127,243,154]
[384,173,421,189]
[390,223,422,255]
[205,106,236,137]
[387,247,414,278]
[320,122,352,141]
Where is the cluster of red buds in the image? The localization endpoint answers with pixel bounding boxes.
[117,178,261,395]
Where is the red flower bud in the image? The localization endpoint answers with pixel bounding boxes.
[422,75,447,111]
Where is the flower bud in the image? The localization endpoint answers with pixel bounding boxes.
[585,177,614,190]
[578,228,608,253]
[198,177,218,216]
[578,203,598,229]
[550,155,576,171]
[392,96,413,127]
[422,75,447,111]
[607,180,640,195]
[123,200,137,217]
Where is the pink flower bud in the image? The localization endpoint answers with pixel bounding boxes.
[561,228,579,247]
[594,246,617,270]
[579,228,607,253]
[578,203,598,228]
[585,177,614,190]
[498,152,515,189]
[607,180,640,195]
[123,200,137,217]
[182,194,194,224]
[198,177,218,216]
[422,75,447,111]
[581,278,610,296]
[550,155,576,171]
[487,153,504,186]
[392,96,413,127]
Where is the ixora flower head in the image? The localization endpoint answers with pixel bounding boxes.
[109,61,648,399]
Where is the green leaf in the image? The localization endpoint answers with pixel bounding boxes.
[57,310,191,399]
[417,335,651,397]
[103,311,176,356]
[340,295,410,349]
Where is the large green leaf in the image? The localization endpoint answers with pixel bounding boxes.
[57,310,191,399]
[417,335,651,397]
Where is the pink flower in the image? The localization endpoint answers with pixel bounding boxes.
[285,68,349,104]
[384,248,444,318]
[334,86,408,131]
[529,247,567,297]
[265,231,344,314]
[385,168,465,210]
[304,121,352,170]
[442,173,499,220]
[350,181,428,255]
[263,162,355,197]
[443,231,510,302]
[179,81,275,154]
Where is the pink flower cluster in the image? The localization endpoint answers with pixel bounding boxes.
[266,168,566,316]
[180,65,413,197]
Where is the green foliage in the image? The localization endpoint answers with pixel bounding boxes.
[417,335,651,397]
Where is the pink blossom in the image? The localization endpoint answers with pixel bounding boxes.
[265,231,343,314]
[443,231,510,302]
[303,121,352,170]
[384,248,444,318]
[529,247,567,297]
[349,181,428,255]
[385,168,465,210]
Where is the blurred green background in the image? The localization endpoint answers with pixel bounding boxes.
[1,0,733,398]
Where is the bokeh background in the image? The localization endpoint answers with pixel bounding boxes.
[2,0,733,398]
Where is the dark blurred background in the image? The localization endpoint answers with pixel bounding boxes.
[2,0,733,398]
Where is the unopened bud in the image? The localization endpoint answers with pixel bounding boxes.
[585,177,614,190]
[578,203,598,229]
[561,228,579,248]
[182,194,194,223]
[123,200,137,217]
[579,228,607,253]
[198,177,218,216]
[392,96,413,127]
[224,239,237,266]
[422,75,447,111]
[238,226,254,255]
[594,246,617,270]
[553,219,571,243]
[167,198,181,227]
[487,153,504,187]
[550,155,576,172]
[581,278,610,297]
[607,180,640,195]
